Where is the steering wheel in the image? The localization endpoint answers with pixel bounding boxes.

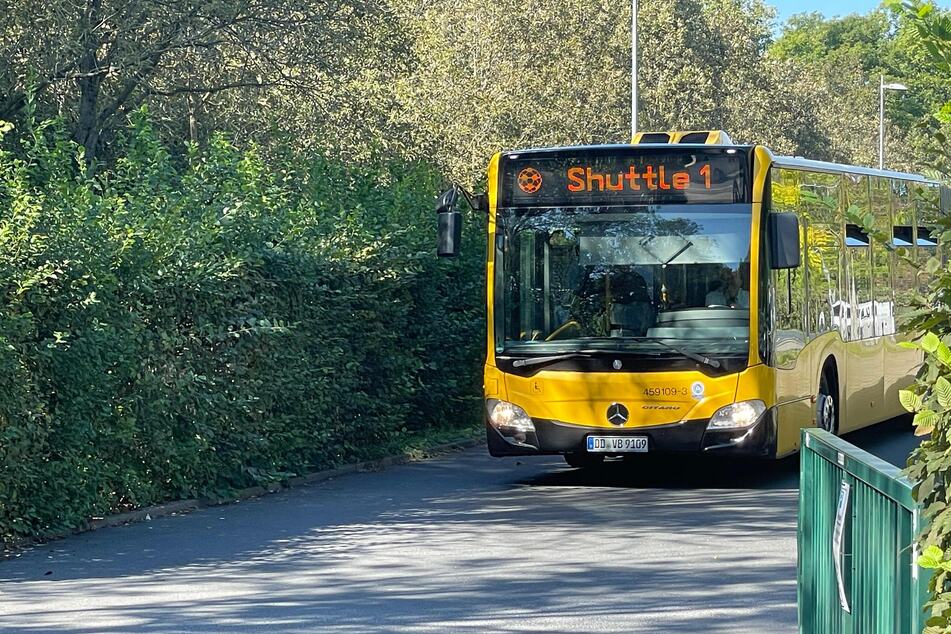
[546,320,581,341]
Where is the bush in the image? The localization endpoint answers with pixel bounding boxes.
[883,1,951,630]
[0,112,485,543]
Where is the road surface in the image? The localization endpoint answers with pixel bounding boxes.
[0,417,921,633]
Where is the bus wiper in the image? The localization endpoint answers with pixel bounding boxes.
[510,352,596,368]
[662,240,694,266]
[638,237,694,267]
[637,337,721,369]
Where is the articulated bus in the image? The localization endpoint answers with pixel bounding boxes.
[436,131,950,467]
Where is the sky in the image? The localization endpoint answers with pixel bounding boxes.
[771,0,950,24]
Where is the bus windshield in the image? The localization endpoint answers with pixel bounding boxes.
[497,204,752,359]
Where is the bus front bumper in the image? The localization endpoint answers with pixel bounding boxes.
[486,411,777,459]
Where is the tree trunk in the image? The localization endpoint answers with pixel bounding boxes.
[75,73,101,164]
[74,0,103,166]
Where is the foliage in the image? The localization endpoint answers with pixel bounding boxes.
[0,0,387,163]
[889,0,951,178]
[771,11,892,67]
[772,4,951,176]
[884,2,951,631]
[388,0,897,181]
[891,0,951,74]
[0,113,484,545]
[899,319,951,633]
[2,0,942,184]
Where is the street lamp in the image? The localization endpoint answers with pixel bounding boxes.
[879,75,908,170]
[631,0,638,138]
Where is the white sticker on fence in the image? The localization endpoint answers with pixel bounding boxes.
[832,480,851,613]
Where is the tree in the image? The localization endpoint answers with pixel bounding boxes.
[889,0,951,178]
[0,0,937,180]
[771,5,951,175]
[0,0,375,164]
[771,10,891,67]
[385,0,882,183]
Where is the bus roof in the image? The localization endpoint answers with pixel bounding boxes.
[501,143,750,158]
[769,154,939,184]
[500,143,941,185]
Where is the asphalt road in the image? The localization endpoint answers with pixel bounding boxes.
[0,417,922,634]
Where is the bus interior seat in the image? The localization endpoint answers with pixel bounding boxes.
[646,308,749,340]
[609,270,655,336]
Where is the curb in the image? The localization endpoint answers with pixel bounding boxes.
[4,434,484,554]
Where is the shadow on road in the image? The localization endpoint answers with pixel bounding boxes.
[519,453,799,490]
[0,438,801,633]
[519,414,920,492]
[0,415,920,633]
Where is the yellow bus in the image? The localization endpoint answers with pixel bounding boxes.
[436,131,950,467]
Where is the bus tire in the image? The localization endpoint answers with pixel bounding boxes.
[817,362,839,435]
[564,452,605,469]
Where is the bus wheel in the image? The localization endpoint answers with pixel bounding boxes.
[817,370,838,435]
[564,453,605,469]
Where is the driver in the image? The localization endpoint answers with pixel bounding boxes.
[705,267,749,308]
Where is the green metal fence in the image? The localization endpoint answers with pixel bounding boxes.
[799,428,929,634]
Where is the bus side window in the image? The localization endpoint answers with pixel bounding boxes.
[844,174,873,341]
[770,167,806,367]
[891,179,917,322]
[871,177,894,336]
[801,171,842,339]
[915,182,941,295]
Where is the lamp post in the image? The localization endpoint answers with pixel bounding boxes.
[631,0,638,138]
[879,74,908,170]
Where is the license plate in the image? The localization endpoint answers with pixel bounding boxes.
[586,436,649,453]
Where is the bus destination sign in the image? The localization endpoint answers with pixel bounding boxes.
[500,149,749,207]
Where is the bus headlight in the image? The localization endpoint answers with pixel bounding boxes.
[486,399,535,433]
[707,400,766,430]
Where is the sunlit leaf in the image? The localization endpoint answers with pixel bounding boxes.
[920,545,945,569]
[937,377,951,409]
[915,409,938,435]
[901,389,924,412]
[923,332,941,354]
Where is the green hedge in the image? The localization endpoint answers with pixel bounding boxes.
[0,114,485,543]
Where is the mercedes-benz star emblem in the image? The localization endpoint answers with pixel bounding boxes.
[607,402,629,426]
[612,359,622,370]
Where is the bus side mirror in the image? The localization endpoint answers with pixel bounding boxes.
[436,187,462,257]
[768,212,801,270]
